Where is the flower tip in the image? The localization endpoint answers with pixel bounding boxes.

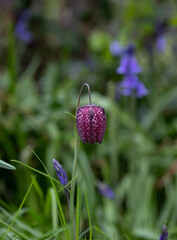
[159,224,168,240]
[52,158,57,165]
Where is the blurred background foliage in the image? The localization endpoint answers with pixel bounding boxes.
[1,0,177,239]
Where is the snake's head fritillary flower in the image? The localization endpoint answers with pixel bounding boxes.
[159,225,168,240]
[52,158,68,190]
[76,83,107,144]
[76,104,106,144]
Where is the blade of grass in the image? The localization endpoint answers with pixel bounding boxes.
[93,226,112,239]
[76,185,80,240]
[33,227,67,240]
[64,111,76,120]
[31,175,44,204]
[0,219,30,240]
[142,86,177,130]
[1,175,36,240]
[11,160,71,193]
[50,187,58,230]
[0,199,13,212]
[27,146,71,240]
[0,160,16,170]
[0,206,41,237]
[84,190,92,240]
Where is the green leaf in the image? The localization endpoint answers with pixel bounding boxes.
[0,160,16,170]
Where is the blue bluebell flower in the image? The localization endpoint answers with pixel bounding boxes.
[52,158,68,187]
[156,35,166,53]
[116,55,142,74]
[120,75,148,98]
[110,41,123,56]
[155,20,168,53]
[15,9,34,43]
[116,43,148,98]
[96,181,115,199]
[159,225,168,240]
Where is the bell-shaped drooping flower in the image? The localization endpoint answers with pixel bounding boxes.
[96,181,115,199]
[52,158,68,189]
[120,75,149,98]
[159,225,168,240]
[76,83,107,144]
[116,44,142,74]
[116,43,148,98]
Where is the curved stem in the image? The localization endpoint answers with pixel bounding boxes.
[77,83,92,109]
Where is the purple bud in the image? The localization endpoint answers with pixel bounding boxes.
[15,9,34,44]
[156,35,166,53]
[52,158,68,187]
[110,41,123,56]
[159,225,168,240]
[76,104,107,144]
[96,181,115,199]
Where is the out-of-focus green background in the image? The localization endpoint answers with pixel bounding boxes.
[1,0,177,239]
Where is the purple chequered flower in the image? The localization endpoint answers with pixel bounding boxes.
[76,104,107,144]
[159,225,168,240]
[76,83,107,144]
[96,181,115,199]
[15,9,34,43]
[52,158,68,188]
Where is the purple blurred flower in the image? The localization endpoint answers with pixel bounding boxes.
[110,41,123,56]
[159,225,168,240]
[116,43,148,98]
[116,55,142,74]
[15,10,34,43]
[155,20,168,53]
[156,35,166,53]
[52,158,68,188]
[96,181,115,199]
[120,75,148,98]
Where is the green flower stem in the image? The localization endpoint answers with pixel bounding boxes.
[130,93,136,178]
[70,120,78,239]
[128,93,137,226]
[108,82,118,185]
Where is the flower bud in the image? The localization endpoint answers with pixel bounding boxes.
[76,104,106,144]
[159,225,168,240]
[52,158,68,187]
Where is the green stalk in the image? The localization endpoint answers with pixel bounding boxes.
[128,93,137,226]
[70,83,91,238]
[130,93,136,179]
[108,81,118,185]
[70,121,78,239]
